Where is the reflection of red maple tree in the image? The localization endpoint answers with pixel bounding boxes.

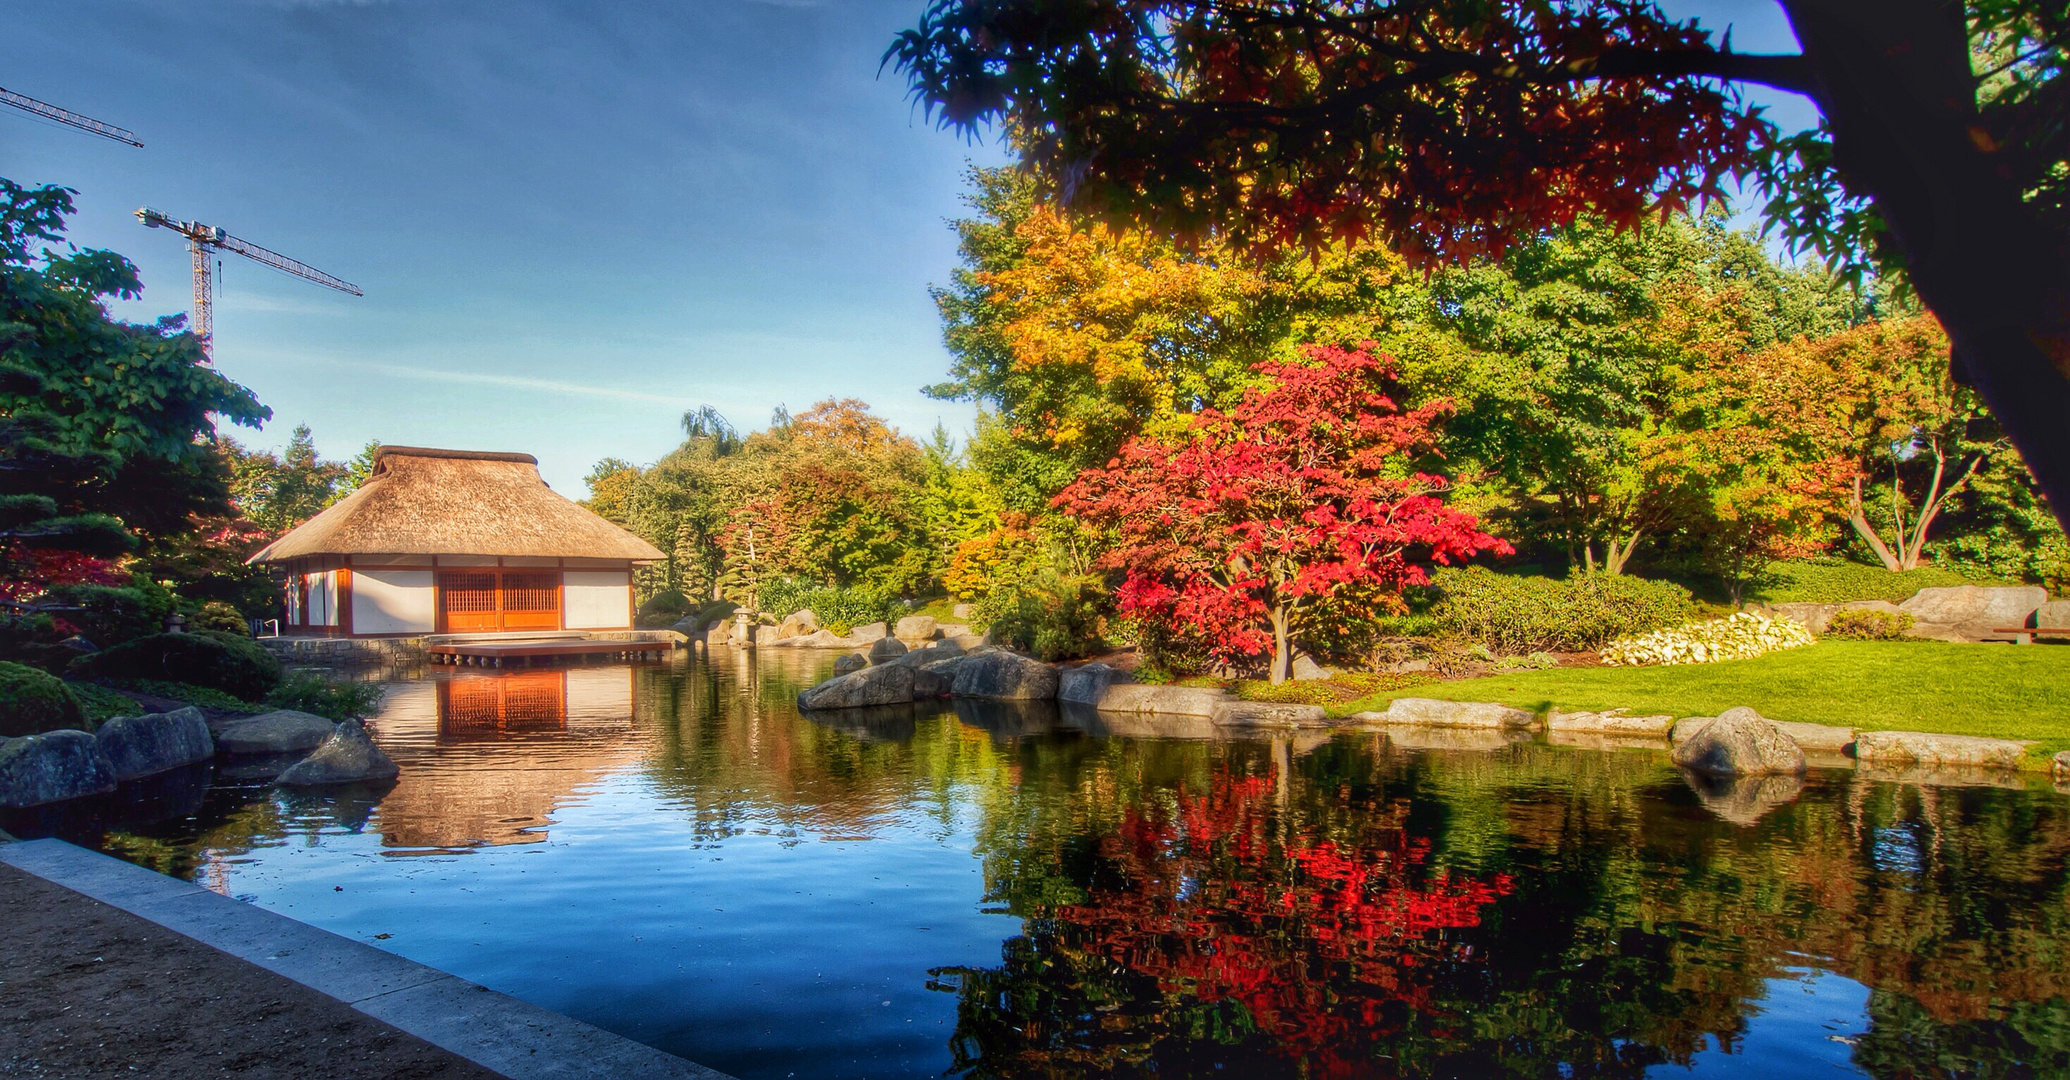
[1029,769,1513,1076]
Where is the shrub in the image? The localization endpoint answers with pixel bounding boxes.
[1492,651,1559,672]
[0,660,87,736]
[265,672,384,720]
[43,574,178,646]
[988,576,1109,661]
[1432,568,1697,653]
[1749,560,2002,605]
[682,599,738,633]
[71,630,283,701]
[1600,612,1815,666]
[99,679,257,712]
[190,601,250,635]
[637,589,694,627]
[756,578,902,635]
[1825,608,1917,641]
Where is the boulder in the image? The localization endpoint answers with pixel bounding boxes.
[1381,698,1537,729]
[1671,714,1855,754]
[1376,724,1533,751]
[936,624,971,639]
[1686,771,1806,826]
[1092,683,1226,717]
[797,663,917,710]
[893,640,967,668]
[1898,585,2048,642]
[2055,750,2070,780]
[1547,709,1675,737]
[275,719,399,786]
[1389,659,1433,674]
[869,636,909,664]
[1290,655,1338,681]
[211,710,336,756]
[1211,700,1326,727]
[95,707,213,782]
[2038,600,2070,629]
[1853,730,2032,769]
[782,628,848,649]
[912,665,954,699]
[894,615,938,643]
[0,729,117,807]
[832,653,868,675]
[706,619,734,646]
[847,622,890,644]
[951,651,1060,701]
[1668,708,1806,777]
[1058,662,1133,706]
[947,633,986,651]
[1768,599,1903,636]
[772,610,819,641]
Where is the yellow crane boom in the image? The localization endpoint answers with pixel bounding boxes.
[137,208,362,357]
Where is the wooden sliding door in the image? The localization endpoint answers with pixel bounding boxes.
[437,570,561,633]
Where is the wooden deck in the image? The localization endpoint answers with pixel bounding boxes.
[428,637,674,666]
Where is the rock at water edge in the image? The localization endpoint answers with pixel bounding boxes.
[950,652,1060,701]
[893,640,967,668]
[96,707,213,781]
[1211,700,1326,727]
[1058,662,1133,705]
[1382,698,1537,729]
[869,637,909,664]
[276,719,400,786]
[798,664,917,710]
[1853,730,2032,769]
[1668,709,1806,777]
[847,622,890,644]
[833,653,868,675]
[2054,750,2070,780]
[212,710,337,756]
[0,730,117,807]
[1547,709,1675,737]
[894,615,938,643]
[1091,683,1225,717]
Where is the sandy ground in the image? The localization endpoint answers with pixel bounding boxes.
[0,861,502,1079]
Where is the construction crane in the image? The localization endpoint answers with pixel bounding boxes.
[0,86,142,146]
[136,208,362,358]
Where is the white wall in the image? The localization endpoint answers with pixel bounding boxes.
[353,569,436,635]
[563,571,632,629]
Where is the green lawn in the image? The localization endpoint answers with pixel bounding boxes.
[1337,641,2070,763]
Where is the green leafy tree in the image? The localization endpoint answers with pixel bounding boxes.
[892,0,2070,538]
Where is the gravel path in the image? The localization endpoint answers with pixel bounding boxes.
[0,861,501,1079]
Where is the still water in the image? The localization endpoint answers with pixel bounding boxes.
[12,649,2070,1079]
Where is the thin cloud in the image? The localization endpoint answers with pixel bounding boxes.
[353,361,703,406]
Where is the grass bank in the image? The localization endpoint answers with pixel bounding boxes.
[1336,641,2070,761]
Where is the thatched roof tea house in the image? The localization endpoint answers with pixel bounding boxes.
[249,446,663,636]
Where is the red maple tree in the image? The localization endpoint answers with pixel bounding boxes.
[1056,342,1504,681]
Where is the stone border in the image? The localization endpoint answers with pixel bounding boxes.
[0,838,733,1080]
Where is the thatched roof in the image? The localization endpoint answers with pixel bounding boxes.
[249,446,663,563]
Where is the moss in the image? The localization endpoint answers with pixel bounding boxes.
[65,680,142,725]
[70,631,282,701]
[0,660,88,736]
[104,678,260,712]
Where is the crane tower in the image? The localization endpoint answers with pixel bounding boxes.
[136,208,362,358]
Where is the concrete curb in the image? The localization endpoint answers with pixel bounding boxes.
[0,838,734,1080]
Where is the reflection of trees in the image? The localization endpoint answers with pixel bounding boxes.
[943,739,2070,1079]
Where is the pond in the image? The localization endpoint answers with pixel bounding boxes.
[8,649,2070,1080]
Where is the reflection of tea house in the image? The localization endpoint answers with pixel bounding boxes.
[250,446,664,637]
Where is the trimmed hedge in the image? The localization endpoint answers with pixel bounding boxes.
[1749,561,2003,605]
[0,660,88,736]
[1432,568,1698,653]
[70,630,282,701]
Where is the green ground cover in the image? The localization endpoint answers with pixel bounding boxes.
[1336,640,2070,762]
[65,681,144,725]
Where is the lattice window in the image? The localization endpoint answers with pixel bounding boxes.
[503,573,560,613]
[441,572,498,613]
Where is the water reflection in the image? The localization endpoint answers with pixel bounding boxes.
[19,652,2067,1080]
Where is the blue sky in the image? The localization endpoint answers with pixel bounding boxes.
[3,0,1815,494]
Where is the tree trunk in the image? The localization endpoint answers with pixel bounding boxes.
[1268,606,1291,684]
[1783,0,2070,538]
[1847,476,1905,571]
[1601,531,1641,576]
